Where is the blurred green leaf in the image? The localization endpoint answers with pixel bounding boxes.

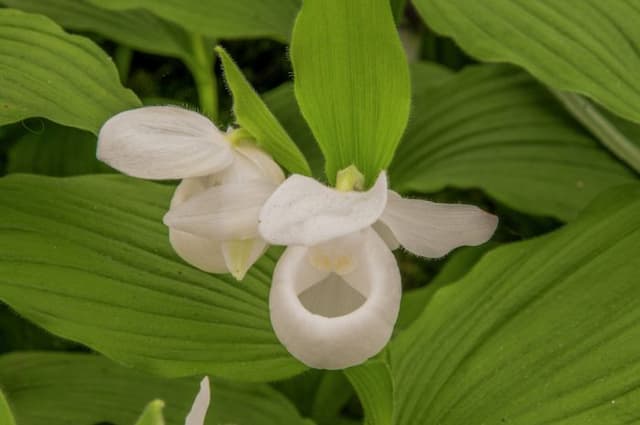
[0,0,192,61]
[290,0,411,184]
[0,389,15,425]
[0,175,305,381]
[7,122,111,176]
[412,0,640,126]
[0,352,311,425]
[134,400,165,425]
[216,47,311,176]
[0,9,140,133]
[85,0,300,42]
[392,64,636,221]
[352,184,640,424]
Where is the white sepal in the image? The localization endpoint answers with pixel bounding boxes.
[97,106,233,179]
[222,238,268,281]
[380,191,498,258]
[164,181,276,240]
[259,172,388,246]
[185,376,210,425]
[269,229,401,369]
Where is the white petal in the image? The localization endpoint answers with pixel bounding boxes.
[167,179,228,273]
[164,181,276,240]
[185,376,210,425]
[259,173,388,246]
[222,238,268,281]
[223,141,285,185]
[97,106,233,179]
[372,220,400,251]
[380,191,498,258]
[269,229,401,369]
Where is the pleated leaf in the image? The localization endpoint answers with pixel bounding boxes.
[0,9,140,133]
[85,0,300,42]
[391,64,636,221]
[216,47,311,176]
[0,352,311,425]
[0,175,305,381]
[412,0,640,124]
[352,184,640,424]
[7,122,112,176]
[290,0,411,184]
[0,389,15,425]
[0,0,192,62]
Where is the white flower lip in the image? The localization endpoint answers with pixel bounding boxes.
[269,228,401,369]
[258,172,389,246]
[97,106,233,180]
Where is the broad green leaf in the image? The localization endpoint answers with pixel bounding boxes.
[0,389,15,425]
[85,0,300,42]
[391,64,636,221]
[354,184,640,424]
[290,0,411,184]
[309,372,354,425]
[344,359,393,425]
[7,122,112,176]
[135,400,165,425]
[0,352,311,425]
[216,47,311,176]
[396,244,494,330]
[0,175,305,381]
[0,0,192,62]
[552,90,640,172]
[412,0,640,125]
[0,9,140,133]
[262,83,324,179]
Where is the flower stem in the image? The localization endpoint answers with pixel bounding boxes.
[188,34,218,123]
[113,45,133,84]
[551,89,640,173]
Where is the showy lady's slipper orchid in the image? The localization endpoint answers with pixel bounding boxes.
[259,167,498,369]
[98,106,284,280]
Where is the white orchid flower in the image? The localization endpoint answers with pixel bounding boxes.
[185,377,210,425]
[98,106,284,280]
[259,166,498,369]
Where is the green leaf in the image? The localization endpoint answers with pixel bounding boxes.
[412,0,640,125]
[0,174,305,381]
[0,389,15,425]
[85,0,300,42]
[355,184,640,424]
[0,352,311,425]
[552,90,640,173]
[0,0,192,61]
[391,64,636,221]
[396,244,495,330]
[135,400,166,425]
[262,83,324,179]
[0,9,140,134]
[344,359,393,425]
[7,122,112,176]
[216,47,311,176]
[290,0,411,184]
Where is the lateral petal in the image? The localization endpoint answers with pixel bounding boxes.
[185,376,210,425]
[381,191,498,258]
[97,106,233,179]
[259,172,388,246]
[164,181,276,240]
[269,229,401,369]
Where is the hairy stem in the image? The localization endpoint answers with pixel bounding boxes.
[188,35,218,122]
